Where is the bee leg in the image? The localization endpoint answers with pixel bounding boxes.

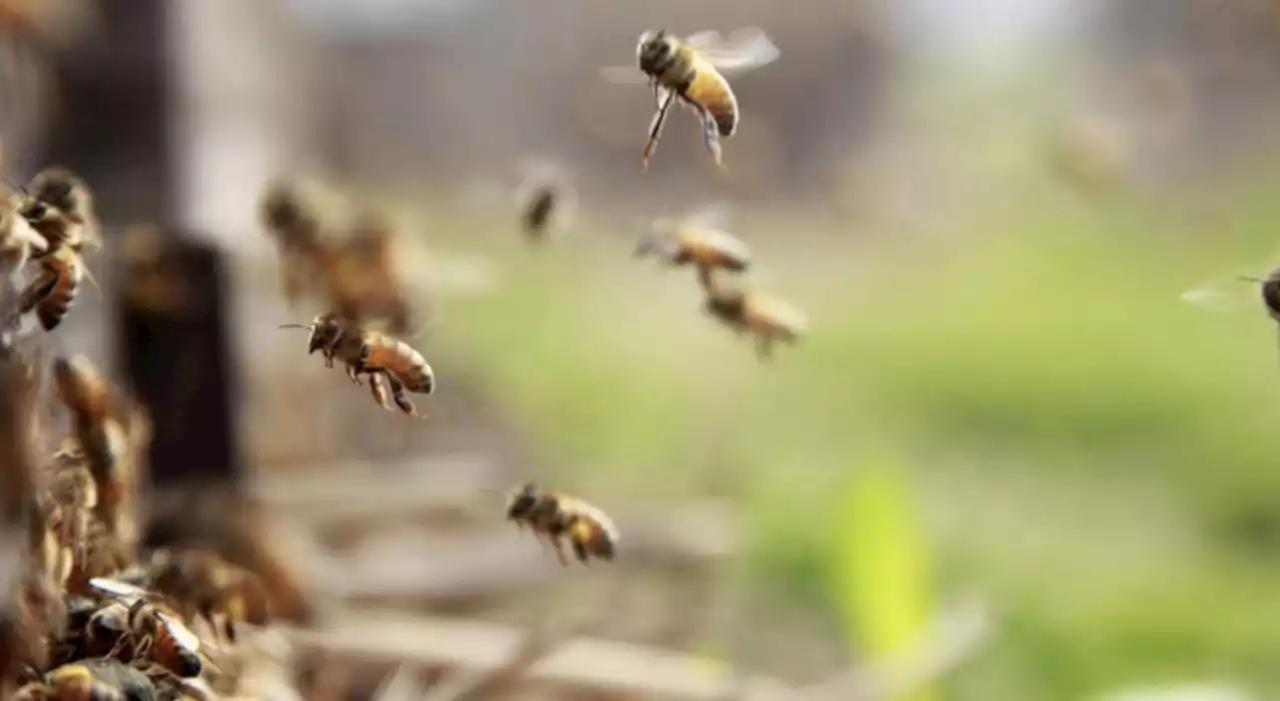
[754,335,774,362]
[572,540,590,565]
[643,89,677,171]
[700,110,725,169]
[551,538,569,566]
[370,373,393,411]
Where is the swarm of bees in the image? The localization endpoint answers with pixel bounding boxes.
[0,346,287,700]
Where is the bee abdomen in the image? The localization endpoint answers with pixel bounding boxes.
[37,262,79,331]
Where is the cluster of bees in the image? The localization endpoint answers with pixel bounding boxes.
[0,166,305,699]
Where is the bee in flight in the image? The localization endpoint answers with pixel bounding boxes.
[600,27,780,170]
[703,282,808,361]
[633,202,750,290]
[280,312,435,418]
[514,159,577,245]
[505,483,618,566]
[1181,253,1280,361]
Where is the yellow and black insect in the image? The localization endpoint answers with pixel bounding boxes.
[633,203,750,290]
[505,483,618,565]
[281,312,435,418]
[600,28,780,170]
[703,283,807,361]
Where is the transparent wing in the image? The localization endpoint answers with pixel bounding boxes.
[157,611,201,652]
[1180,261,1273,315]
[682,201,733,231]
[756,294,809,333]
[688,27,781,74]
[88,577,149,602]
[700,228,752,261]
[598,65,648,85]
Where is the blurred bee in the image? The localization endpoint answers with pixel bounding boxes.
[0,573,64,677]
[260,178,325,307]
[144,548,272,644]
[505,483,618,565]
[11,659,157,701]
[281,312,435,418]
[514,160,577,244]
[1181,255,1280,360]
[21,167,102,254]
[703,284,807,361]
[633,203,750,290]
[88,579,203,679]
[51,355,135,538]
[46,459,97,566]
[600,27,780,170]
[14,244,96,331]
[0,203,47,285]
[320,211,413,336]
[64,520,129,598]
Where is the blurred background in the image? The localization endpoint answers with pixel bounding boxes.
[11,0,1280,699]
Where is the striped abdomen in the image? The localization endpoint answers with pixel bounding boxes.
[682,57,739,137]
[361,334,435,394]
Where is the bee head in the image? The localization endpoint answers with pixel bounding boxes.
[29,168,90,215]
[637,29,676,70]
[87,607,127,643]
[306,314,342,354]
[506,483,540,520]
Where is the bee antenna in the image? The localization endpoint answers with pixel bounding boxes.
[277,323,313,331]
[1237,275,1266,284]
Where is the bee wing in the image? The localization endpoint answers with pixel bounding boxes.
[88,576,149,602]
[688,27,781,75]
[1180,262,1273,314]
[700,228,752,261]
[682,201,733,231]
[598,65,649,85]
[156,610,201,652]
[9,215,46,252]
[751,295,809,334]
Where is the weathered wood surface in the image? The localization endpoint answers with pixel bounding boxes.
[288,612,739,701]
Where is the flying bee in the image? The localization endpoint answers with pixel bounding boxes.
[280,312,435,418]
[1181,251,1280,362]
[505,483,618,566]
[320,211,413,335]
[13,243,97,331]
[703,284,807,361]
[144,549,272,644]
[22,167,102,254]
[632,202,750,290]
[11,660,158,701]
[514,159,577,244]
[260,178,326,307]
[88,579,204,679]
[600,27,780,170]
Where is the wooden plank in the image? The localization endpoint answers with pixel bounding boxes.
[287,612,741,701]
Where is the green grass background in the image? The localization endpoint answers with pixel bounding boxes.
[376,145,1280,700]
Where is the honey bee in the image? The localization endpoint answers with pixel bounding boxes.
[514,160,577,244]
[46,460,97,566]
[703,284,807,361]
[321,211,413,335]
[600,27,780,170]
[0,203,46,283]
[143,548,271,644]
[14,244,95,331]
[11,660,158,701]
[87,579,203,679]
[280,312,435,418]
[505,483,618,565]
[21,167,102,254]
[633,203,750,290]
[50,355,135,535]
[1181,255,1280,360]
[260,178,325,307]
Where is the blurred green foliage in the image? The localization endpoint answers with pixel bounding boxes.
[412,164,1280,700]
